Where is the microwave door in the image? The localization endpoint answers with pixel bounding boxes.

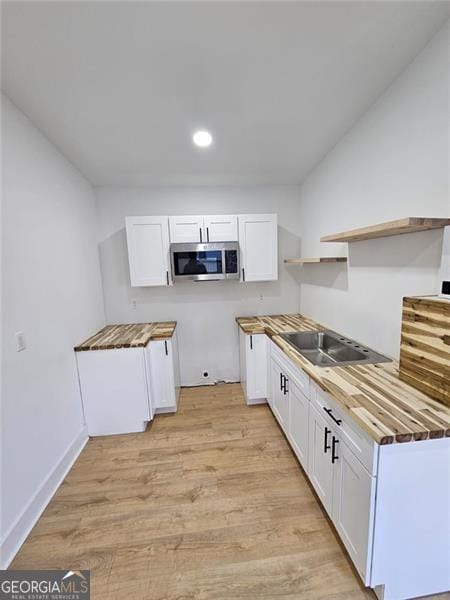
[172,247,224,281]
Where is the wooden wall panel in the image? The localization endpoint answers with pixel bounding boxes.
[399,296,450,407]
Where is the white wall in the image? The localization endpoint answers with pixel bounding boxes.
[96,186,302,385]
[1,96,105,566]
[295,22,449,359]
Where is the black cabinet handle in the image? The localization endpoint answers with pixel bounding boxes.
[199,228,202,242]
[323,407,342,426]
[242,267,245,281]
[207,227,209,242]
[280,372,283,391]
[331,436,339,463]
[324,427,331,453]
[166,271,169,285]
[283,376,288,395]
[250,335,253,350]
[164,340,168,356]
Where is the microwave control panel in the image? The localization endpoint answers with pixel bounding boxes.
[225,250,238,274]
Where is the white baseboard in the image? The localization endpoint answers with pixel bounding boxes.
[246,397,268,405]
[0,428,88,569]
[154,406,177,414]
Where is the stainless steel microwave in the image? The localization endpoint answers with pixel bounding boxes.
[170,242,240,281]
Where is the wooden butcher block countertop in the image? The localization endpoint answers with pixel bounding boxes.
[236,314,450,445]
[75,322,177,351]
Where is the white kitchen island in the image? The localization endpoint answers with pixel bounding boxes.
[75,322,180,436]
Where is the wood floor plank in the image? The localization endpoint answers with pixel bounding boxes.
[11,383,446,599]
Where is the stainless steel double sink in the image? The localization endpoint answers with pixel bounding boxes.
[280,330,391,367]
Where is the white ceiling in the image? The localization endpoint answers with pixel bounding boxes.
[2,1,449,186]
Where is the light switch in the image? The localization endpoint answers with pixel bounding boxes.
[16,331,26,352]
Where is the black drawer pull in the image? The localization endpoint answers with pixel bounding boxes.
[331,436,339,463]
[164,340,168,356]
[323,407,342,426]
[250,335,253,350]
[280,372,283,391]
[283,376,288,395]
[324,427,331,453]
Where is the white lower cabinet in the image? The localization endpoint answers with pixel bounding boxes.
[332,437,376,584]
[270,358,283,417]
[288,381,309,472]
[239,330,268,404]
[269,353,309,469]
[308,403,334,515]
[76,333,180,435]
[267,341,376,589]
[261,338,449,599]
[147,333,180,413]
[272,360,290,431]
[76,348,151,436]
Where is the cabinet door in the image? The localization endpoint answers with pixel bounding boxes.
[171,331,181,404]
[272,362,289,433]
[288,381,309,471]
[332,438,376,584]
[147,340,177,412]
[238,214,277,282]
[169,215,204,243]
[125,216,170,287]
[270,359,283,417]
[308,404,334,516]
[245,334,267,402]
[204,215,238,242]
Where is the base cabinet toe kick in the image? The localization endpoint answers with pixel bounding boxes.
[239,333,450,600]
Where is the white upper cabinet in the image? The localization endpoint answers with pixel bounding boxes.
[204,215,238,242]
[169,215,204,243]
[169,215,238,243]
[126,213,278,285]
[125,216,170,287]
[238,214,278,282]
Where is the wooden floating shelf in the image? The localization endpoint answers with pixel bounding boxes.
[284,257,347,264]
[320,217,450,243]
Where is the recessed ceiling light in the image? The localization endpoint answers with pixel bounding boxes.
[193,130,213,148]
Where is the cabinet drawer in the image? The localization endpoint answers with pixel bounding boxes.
[311,382,377,475]
[270,340,310,398]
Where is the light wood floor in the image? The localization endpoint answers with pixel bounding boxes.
[10,384,446,599]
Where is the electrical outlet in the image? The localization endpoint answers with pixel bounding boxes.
[16,331,26,352]
[131,299,137,310]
